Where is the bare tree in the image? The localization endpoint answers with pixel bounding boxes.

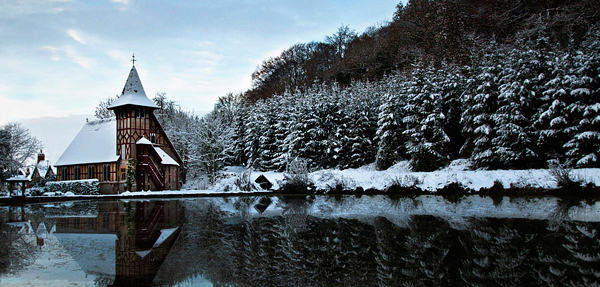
[325,24,357,60]
[0,122,43,177]
[94,95,117,119]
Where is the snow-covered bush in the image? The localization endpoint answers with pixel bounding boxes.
[234,167,257,191]
[389,175,422,188]
[45,179,100,195]
[280,158,314,192]
[326,175,357,192]
[548,161,582,188]
[26,187,45,196]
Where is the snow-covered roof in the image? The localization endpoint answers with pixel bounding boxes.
[35,160,52,178]
[108,65,159,110]
[6,174,30,182]
[136,136,179,166]
[153,227,179,248]
[135,227,179,258]
[154,146,180,166]
[136,136,152,145]
[55,119,119,166]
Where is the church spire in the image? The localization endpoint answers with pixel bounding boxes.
[107,57,159,110]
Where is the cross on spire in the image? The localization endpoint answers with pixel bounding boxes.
[131,53,136,66]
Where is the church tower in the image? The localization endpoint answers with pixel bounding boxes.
[108,56,182,191]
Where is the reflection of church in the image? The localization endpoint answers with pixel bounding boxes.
[51,200,181,286]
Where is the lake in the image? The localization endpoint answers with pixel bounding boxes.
[0,195,599,286]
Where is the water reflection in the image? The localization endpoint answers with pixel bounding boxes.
[0,195,599,286]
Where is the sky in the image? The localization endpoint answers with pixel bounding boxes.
[0,0,400,124]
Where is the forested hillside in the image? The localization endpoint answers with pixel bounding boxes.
[146,0,600,183]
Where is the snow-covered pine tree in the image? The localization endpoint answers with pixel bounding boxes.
[375,74,409,170]
[491,47,541,168]
[563,29,600,167]
[532,39,571,165]
[243,102,263,167]
[461,44,506,169]
[256,100,279,171]
[439,63,468,160]
[271,92,296,171]
[402,66,449,171]
[332,89,353,168]
[348,104,375,168]
[229,105,249,166]
[319,86,343,169]
[348,81,380,168]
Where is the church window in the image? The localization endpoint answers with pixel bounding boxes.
[103,164,110,181]
[136,108,145,118]
[150,133,156,143]
[121,168,126,181]
[74,166,81,180]
[88,165,95,179]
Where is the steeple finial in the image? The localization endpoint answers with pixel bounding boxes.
[131,53,136,66]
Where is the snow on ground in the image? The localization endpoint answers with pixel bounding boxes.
[207,160,600,193]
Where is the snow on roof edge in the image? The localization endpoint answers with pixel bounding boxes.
[154,146,179,166]
[55,119,120,166]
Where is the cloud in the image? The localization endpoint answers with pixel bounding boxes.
[40,45,94,69]
[111,0,129,4]
[67,29,86,45]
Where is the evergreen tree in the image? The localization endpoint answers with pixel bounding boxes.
[563,29,600,167]
[461,45,506,169]
[124,158,137,191]
[376,75,409,170]
[402,67,449,171]
[491,48,541,168]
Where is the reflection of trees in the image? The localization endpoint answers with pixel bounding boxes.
[460,218,536,286]
[236,215,378,287]
[154,197,600,286]
[0,219,40,276]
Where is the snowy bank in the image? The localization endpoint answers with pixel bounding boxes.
[211,160,600,194]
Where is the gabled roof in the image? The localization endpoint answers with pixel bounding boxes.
[33,160,52,178]
[108,65,159,110]
[55,119,119,166]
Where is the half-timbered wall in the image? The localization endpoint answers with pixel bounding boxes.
[115,107,180,165]
[116,107,153,161]
[57,162,118,182]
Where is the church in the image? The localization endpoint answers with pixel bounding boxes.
[55,59,182,193]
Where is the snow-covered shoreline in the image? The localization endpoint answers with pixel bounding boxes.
[2,161,600,201]
[209,160,600,194]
